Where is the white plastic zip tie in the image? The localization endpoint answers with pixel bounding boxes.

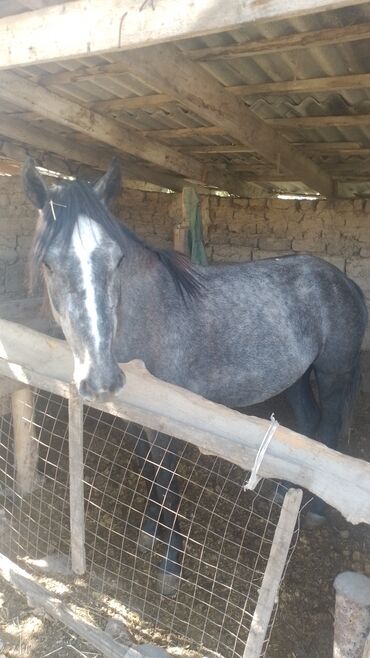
[49,200,67,221]
[243,414,279,491]
[49,200,57,221]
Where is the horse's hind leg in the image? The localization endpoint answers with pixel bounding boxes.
[145,430,183,597]
[274,369,321,502]
[286,367,321,439]
[307,365,359,524]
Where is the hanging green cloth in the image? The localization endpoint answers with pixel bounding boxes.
[182,186,208,266]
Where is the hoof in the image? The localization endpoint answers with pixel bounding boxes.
[157,570,180,598]
[274,485,286,505]
[304,511,326,530]
[138,529,156,552]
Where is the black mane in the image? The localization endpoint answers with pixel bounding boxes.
[31,179,204,300]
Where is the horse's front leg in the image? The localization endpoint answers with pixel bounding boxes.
[145,429,183,597]
[135,429,162,551]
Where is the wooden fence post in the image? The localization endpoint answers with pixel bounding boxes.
[68,385,86,575]
[12,387,39,495]
[243,488,303,658]
[334,572,370,658]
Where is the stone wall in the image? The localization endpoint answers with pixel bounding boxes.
[0,175,36,300]
[2,176,370,346]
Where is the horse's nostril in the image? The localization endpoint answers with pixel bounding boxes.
[79,378,95,400]
[78,368,125,401]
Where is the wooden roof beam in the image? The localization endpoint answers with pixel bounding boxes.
[179,142,361,154]
[0,72,256,196]
[0,115,186,191]
[122,44,334,197]
[142,113,370,140]
[188,20,370,62]
[0,0,369,70]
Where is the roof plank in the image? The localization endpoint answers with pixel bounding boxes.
[0,0,368,70]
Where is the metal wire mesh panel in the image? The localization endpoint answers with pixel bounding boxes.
[0,387,299,658]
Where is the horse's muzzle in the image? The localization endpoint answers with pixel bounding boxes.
[78,365,125,402]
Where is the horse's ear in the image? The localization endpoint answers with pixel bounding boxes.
[22,158,49,209]
[93,158,121,205]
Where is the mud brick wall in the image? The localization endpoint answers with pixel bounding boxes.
[0,175,36,299]
[2,176,370,348]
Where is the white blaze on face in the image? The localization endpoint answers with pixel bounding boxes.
[71,215,103,383]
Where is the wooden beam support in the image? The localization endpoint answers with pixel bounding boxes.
[188,20,370,62]
[0,140,81,178]
[0,115,185,191]
[271,114,370,129]
[35,61,131,87]
[143,114,370,141]
[179,142,362,154]
[121,44,334,196]
[230,73,370,97]
[91,94,172,114]
[0,72,253,196]
[0,140,182,193]
[0,0,368,70]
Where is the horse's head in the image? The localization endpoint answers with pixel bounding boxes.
[23,158,125,401]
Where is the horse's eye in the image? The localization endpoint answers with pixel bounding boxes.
[116,255,124,269]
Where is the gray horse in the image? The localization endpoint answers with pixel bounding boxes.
[23,158,368,595]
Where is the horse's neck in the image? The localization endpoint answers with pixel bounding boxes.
[117,246,176,328]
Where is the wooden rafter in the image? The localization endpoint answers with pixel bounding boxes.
[120,44,334,197]
[0,139,178,192]
[188,20,370,61]
[230,73,370,97]
[0,0,368,70]
[0,72,257,196]
[271,115,370,129]
[179,142,362,154]
[0,115,185,191]
[141,113,370,140]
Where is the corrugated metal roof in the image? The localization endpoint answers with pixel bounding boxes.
[1,2,370,195]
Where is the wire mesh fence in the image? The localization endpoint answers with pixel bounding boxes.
[0,387,300,658]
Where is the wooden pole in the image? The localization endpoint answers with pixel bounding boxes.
[173,224,189,255]
[333,572,370,658]
[11,387,39,495]
[363,633,370,658]
[0,551,146,658]
[173,186,191,255]
[68,385,86,575]
[243,488,303,658]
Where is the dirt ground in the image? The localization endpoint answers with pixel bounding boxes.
[0,390,369,658]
